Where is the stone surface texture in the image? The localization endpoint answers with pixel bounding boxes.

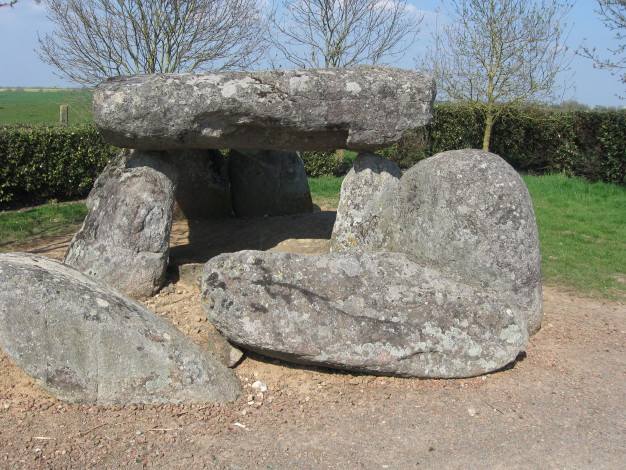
[331,150,543,335]
[201,251,528,378]
[228,149,312,217]
[94,66,435,151]
[125,149,232,219]
[330,153,402,251]
[64,164,174,298]
[0,253,242,405]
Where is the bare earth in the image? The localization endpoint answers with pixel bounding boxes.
[1,210,624,469]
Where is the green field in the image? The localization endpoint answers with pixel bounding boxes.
[0,89,93,125]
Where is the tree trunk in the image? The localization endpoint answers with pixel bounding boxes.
[482,110,494,151]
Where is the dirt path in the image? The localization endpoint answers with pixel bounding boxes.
[1,211,624,469]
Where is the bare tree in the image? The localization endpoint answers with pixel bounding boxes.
[38,0,269,85]
[271,0,422,68]
[0,1,40,7]
[578,0,625,98]
[421,0,572,151]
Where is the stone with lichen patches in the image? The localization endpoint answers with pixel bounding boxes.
[201,250,528,378]
[331,150,543,335]
[93,66,435,151]
[0,253,242,405]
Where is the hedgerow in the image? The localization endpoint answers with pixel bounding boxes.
[302,104,625,185]
[0,125,117,207]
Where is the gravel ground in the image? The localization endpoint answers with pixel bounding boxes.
[1,211,624,469]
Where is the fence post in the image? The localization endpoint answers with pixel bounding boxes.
[60,104,68,125]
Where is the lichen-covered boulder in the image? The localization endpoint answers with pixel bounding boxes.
[65,164,174,298]
[330,153,402,251]
[201,250,528,378]
[93,66,435,151]
[0,253,242,405]
[331,150,543,334]
[228,149,312,217]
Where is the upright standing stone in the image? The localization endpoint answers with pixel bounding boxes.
[125,149,232,219]
[228,149,312,217]
[93,67,436,151]
[65,164,174,298]
[330,153,402,251]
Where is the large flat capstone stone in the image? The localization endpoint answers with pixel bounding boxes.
[94,66,435,151]
[0,253,242,405]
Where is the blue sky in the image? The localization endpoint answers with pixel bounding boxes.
[0,0,623,107]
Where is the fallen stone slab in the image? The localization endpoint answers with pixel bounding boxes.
[0,253,242,405]
[64,164,174,298]
[94,66,435,151]
[228,149,312,217]
[201,250,528,378]
[331,150,543,335]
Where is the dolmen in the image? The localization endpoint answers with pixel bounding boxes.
[0,66,543,407]
[66,66,436,298]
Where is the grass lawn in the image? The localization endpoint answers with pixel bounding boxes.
[0,201,87,249]
[0,174,624,300]
[308,176,344,208]
[522,174,626,299]
[0,89,94,125]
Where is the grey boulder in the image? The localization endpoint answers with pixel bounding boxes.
[228,149,312,217]
[64,164,174,298]
[331,150,543,335]
[94,66,435,151]
[201,251,528,378]
[0,253,242,405]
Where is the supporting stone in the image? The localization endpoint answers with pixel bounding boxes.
[64,164,174,298]
[124,149,232,219]
[228,149,312,217]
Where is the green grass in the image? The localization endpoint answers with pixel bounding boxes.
[522,173,626,300]
[308,176,344,208]
[0,89,94,125]
[1,174,624,300]
[0,201,87,249]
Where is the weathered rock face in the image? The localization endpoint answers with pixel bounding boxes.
[64,164,174,298]
[125,149,232,219]
[331,150,543,335]
[228,149,312,217]
[94,66,435,151]
[0,253,242,405]
[330,153,402,251]
[201,251,528,378]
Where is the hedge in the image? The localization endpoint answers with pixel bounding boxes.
[302,105,625,185]
[383,104,626,185]
[0,125,117,208]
